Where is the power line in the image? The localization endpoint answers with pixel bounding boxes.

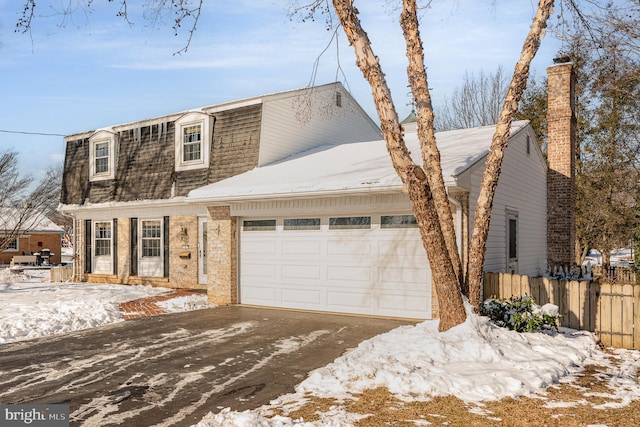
[0,129,66,137]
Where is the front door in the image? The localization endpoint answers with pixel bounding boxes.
[198,217,208,285]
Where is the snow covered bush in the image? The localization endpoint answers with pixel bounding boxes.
[481,296,559,333]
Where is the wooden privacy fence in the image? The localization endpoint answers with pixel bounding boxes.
[591,265,637,284]
[484,272,640,350]
[50,265,73,282]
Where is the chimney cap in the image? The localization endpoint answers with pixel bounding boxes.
[553,55,572,64]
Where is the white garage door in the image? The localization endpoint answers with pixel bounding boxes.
[239,214,432,319]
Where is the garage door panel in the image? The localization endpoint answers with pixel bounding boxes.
[379,293,430,315]
[327,240,372,256]
[282,240,322,256]
[327,291,372,311]
[243,240,277,256]
[241,285,278,304]
[380,266,430,285]
[281,287,322,305]
[327,266,373,284]
[281,265,322,280]
[378,238,424,256]
[243,263,278,279]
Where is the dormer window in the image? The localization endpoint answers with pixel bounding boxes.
[183,124,202,162]
[175,112,211,171]
[89,130,116,181]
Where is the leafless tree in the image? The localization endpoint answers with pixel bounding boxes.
[435,67,510,131]
[12,0,555,330]
[0,150,63,253]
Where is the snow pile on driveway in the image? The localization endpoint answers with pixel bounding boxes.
[195,304,637,426]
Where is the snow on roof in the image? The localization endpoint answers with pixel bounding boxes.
[188,121,530,202]
[0,208,64,233]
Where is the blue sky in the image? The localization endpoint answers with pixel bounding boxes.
[0,0,563,180]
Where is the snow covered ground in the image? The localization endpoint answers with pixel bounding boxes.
[2,267,640,426]
[0,268,212,345]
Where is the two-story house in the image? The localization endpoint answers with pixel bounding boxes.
[60,83,381,289]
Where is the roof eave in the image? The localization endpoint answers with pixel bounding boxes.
[187,185,406,206]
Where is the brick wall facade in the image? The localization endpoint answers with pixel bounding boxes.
[168,216,200,288]
[547,61,577,265]
[76,215,204,289]
[0,233,62,265]
[206,206,237,305]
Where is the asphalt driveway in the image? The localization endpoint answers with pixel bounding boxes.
[0,306,415,426]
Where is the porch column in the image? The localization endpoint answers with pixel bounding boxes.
[206,206,238,305]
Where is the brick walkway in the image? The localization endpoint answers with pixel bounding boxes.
[120,289,206,320]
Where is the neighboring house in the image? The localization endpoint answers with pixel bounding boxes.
[0,208,64,265]
[187,61,576,320]
[59,83,382,288]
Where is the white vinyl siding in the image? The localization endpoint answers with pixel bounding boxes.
[467,128,547,277]
[257,84,380,166]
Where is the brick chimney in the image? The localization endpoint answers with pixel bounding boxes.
[546,59,577,266]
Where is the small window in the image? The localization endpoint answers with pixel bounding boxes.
[284,218,321,231]
[94,142,110,174]
[174,112,211,171]
[182,124,202,162]
[526,135,531,155]
[5,238,18,251]
[141,220,162,257]
[243,220,276,231]
[381,215,418,228]
[94,222,112,256]
[335,91,342,108]
[329,216,371,230]
[509,218,517,259]
[89,130,116,181]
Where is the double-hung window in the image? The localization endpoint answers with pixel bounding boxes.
[94,222,112,256]
[182,124,202,162]
[141,220,161,258]
[175,112,211,171]
[95,142,110,174]
[89,130,116,181]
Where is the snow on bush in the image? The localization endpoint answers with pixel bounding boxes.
[481,295,559,332]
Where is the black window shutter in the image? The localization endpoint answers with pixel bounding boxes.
[163,216,170,278]
[113,218,118,275]
[130,218,138,276]
[85,219,92,274]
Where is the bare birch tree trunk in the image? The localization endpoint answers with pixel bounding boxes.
[400,0,463,288]
[467,0,555,308]
[332,0,466,331]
